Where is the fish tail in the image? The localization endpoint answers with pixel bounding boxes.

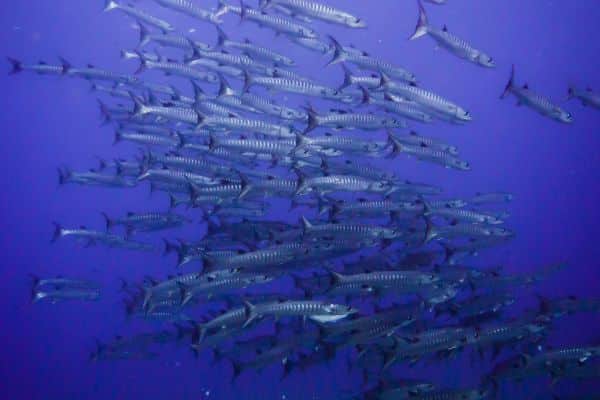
[386,130,403,156]
[112,130,122,146]
[137,22,150,47]
[51,221,63,243]
[242,300,257,328]
[7,57,23,75]
[101,212,114,231]
[567,85,576,100]
[239,0,248,21]
[359,86,372,105]
[215,0,230,19]
[129,91,148,117]
[500,64,515,99]
[242,70,253,93]
[58,56,72,75]
[409,0,429,40]
[57,166,71,185]
[338,63,353,90]
[304,107,319,133]
[238,173,252,200]
[325,35,346,66]
[134,55,147,75]
[422,217,436,244]
[215,25,228,48]
[258,0,271,9]
[103,0,119,12]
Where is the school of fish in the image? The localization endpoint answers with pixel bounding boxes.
[11,0,599,399]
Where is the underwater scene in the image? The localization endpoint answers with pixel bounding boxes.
[1,0,599,399]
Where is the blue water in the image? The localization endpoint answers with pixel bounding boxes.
[1,1,599,399]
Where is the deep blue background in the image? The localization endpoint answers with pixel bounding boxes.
[0,1,599,398]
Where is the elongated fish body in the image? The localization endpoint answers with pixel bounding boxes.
[138,168,218,187]
[153,0,223,24]
[60,59,140,85]
[31,277,98,290]
[306,108,405,132]
[138,58,218,84]
[244,300,355,326]
[115,130,181,148]
[501,65,573,123]
[217,76,305,120]
[392,131,457,155]
[295,133,386,154]
[381,75,471,122]
[131,95,199,125]
[181,274,273,305]
[6,58,64,75]
[297,174,392,196]
[568,86,600,109]
[189,48,267,74]
[136,24,200,52]
[215,27,295,67]
[332,270,438,288]
[260,0,365,28]
[200,115,294,138]
[388,133,469,170]
[243,72,341,101]
[284,35,332,54]
[146,153,230,176]
[104,0,175,32]
[199,306,248,336]
[327,37,416,83]
[301,217,400,241]
[227,2,318,38]
[364,91,433,123]
[103,212,188,232]
[58,169,137,188]
[186,57,244,79]
[331,199,421,218]
[410,1,494,68]
[211,137,295,157]
[425,205,504,225]
[425,222,513,243]
[33,288,101,303]
[239,176,298,198]
[406,389,487,400]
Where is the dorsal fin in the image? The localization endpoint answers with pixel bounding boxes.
[442,25,448,32]
[523,83,529,89]
[87,64,96,69]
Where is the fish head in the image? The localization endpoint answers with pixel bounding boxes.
[299,27,318,39]
[489,227,513,238]
[557,110,574,124]
[383,116,405,128]
[476,53,496,68]
[455,107,472,122]
[452,159,471,171]
[345,17,367,29]
[322,303,356,316]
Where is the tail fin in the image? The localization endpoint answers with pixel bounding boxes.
[51,222,63,243]
[238,172,253,200]
[58,56,72,74]
[215,26,228,48]
[338,63,353,90]
[7,57,23,75]
[304,106,319,133]
[134,55,147,75]
[129,92,149,117]
[57,167,71,185]
[386,130,403,156]
[137,23,151,47]
[409,0,429,40]
[325,35,346,67]
[214,0,230,19]
[242,70,253,93]
[500,65,515,99]
[359,86,372,105]
[103,0,119,12]
[422,217,436,244]
[101,212,114,231]
[242,300,258,328]
[567,86,576,100]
